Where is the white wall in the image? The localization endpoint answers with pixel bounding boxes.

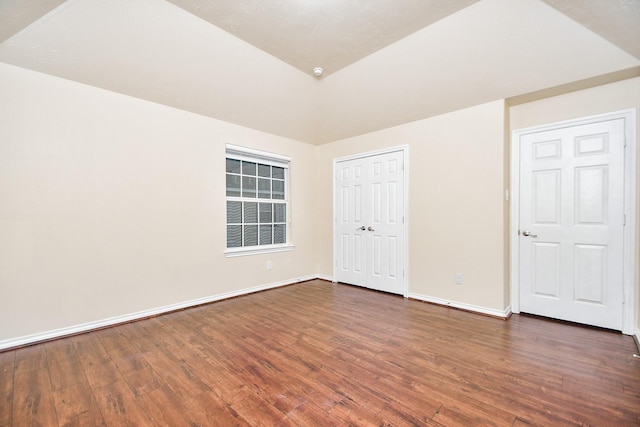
[0,63,318,345]
[315,78,639,321]
[315,101,509,313]
[0,0,322,143]
[510,77,640,334]
[316,0,639,144]
[2,59,637,347]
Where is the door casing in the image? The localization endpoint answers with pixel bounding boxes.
[510,110,637,334]
[332,146,409,297]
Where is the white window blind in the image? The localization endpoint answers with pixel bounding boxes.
[225,145,292,256]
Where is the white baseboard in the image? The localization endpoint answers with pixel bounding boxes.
[407,292,511,319]
[315,274,334,282]
[634,329,640,353]
[0,275,318,351]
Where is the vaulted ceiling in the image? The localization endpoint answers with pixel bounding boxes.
[1,0,639,144]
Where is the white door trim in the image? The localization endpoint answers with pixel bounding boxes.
[332,145,410,297]
[510,109,637,334]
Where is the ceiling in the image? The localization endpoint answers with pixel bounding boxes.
[167,0,640,77]
[166,0,481,77]
[0,0,639,144]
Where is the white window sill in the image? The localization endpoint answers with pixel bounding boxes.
[224,244,295,258]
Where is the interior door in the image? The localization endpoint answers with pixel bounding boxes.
[335,150,405,295]
[518,118,625,330]
[335,156,367,287]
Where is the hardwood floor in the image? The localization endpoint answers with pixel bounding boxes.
[2,279,639,426]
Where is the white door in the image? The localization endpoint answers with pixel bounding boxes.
[518,118,625,330]
[335,150,405,295]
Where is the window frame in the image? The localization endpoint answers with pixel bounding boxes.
[224,144,294,257]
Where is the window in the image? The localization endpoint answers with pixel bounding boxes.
[225,145,292,256]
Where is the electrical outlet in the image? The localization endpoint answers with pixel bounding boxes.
[455,273,463,285]
[267,260,272,270]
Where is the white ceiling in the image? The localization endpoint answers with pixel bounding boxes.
[543,0,640,61]
[0,0,639,144]
[166,0,481,77]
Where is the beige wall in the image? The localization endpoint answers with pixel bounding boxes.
[315,100,509,312]
[1,60,637,346]
[510,77,640,334]
[0,63,318,343]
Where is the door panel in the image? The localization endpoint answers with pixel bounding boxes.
[533,169,560,224]
[335,150,405,295]
[519,118,625,330]
[574,244,606,304]
[372,235,381,276]
[336,158,366,286]
[532,242,560,298]
[575,165,607,224]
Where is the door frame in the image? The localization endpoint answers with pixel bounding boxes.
[332,145,410,297]
[510,109,637,334]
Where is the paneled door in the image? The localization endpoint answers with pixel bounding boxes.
[335,150,405,295]
[518,118,625,330]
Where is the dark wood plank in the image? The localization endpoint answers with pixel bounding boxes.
[92,380,153,426]
[45,339,84,392]
[184,390,251,426]
[14,345,46,374]
[72,334,122,390]
[0,350,15,427]
[11,368,58,426]
[134,385,195,426]
[2,279,639,426]
[279,400,338,427]
[229,391,289,426]
[120,362,162,397]
[94,328,147,374]
[52,381,104,426]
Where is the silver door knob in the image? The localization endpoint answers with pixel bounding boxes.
[356,226,365,231]
[522,230,538,238]
[367,226,375,232]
